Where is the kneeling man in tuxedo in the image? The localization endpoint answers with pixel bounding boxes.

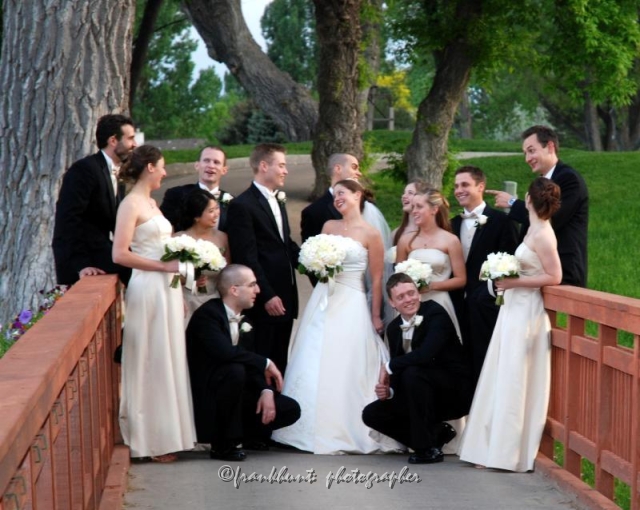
[362,273,472,464]
[186,264,300,461]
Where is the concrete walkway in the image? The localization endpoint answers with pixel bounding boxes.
[129,154,585,510]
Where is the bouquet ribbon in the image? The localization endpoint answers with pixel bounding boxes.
[179,261,197,295]
[319,277,336,311]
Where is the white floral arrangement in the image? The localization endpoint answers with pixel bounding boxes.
[276,191,286,204]
[474,214,488,228]
[394,258,433,290]
[212,190,233,204]
[414,315,424,327]
[297,234,349,283]
[193,238,227,293]
[480,252,520,305]
[240,322,252,334]
[162,235,226,291]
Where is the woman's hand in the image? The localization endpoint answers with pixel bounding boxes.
[495,276,519,291]
[373,316,384,335]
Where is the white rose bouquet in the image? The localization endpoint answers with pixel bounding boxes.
[480,252,520,305]
[162,234,201,288]
[297,234,348,283]
[394,258,433,290]
[193,238,227,293]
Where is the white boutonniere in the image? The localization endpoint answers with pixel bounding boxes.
[474,214,488,228]
[240,322,252,333]
[414,315,424,327]
[220,192,233,205]
[276,191,286,204]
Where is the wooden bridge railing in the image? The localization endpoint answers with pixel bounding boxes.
[0,276,123,510]
[541,285,640,510]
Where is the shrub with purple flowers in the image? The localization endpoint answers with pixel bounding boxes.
[1,286,68,357]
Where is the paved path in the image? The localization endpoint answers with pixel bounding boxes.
[129,154,584,510]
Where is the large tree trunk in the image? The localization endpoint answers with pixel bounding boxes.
[0,0,133,324]
[405,41,474,185]
[357,0,382,135]
[130,0,165,109]
[181,0,318,142]
[310,0,364,198]
[583,93,603,151]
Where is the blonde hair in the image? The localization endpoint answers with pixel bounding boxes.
[408,188,452,250]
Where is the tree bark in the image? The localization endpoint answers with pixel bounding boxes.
[357,0,382,136]
[405,41,475,185]
[0,0,134,324]
[181,0,318,142]
[310,0,364,198]
[130,0,165,109]
[583,92,603,151]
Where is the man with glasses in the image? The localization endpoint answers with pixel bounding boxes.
[186,264,300,461]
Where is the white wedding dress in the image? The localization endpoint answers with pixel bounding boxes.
[459,243,551,472]
[272,236,401,454]
[119,216,197,457]
[408,248,464,453]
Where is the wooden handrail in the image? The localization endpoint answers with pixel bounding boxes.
[541,285,640,510]
[0,275,122,509]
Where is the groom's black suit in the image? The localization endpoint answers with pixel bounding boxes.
[223,184,299,372]
[451,204,519,381]
[507,161,589,287]
[362,301,472,451]
[186,298,300,451]
[160,183,232,232]
[52,151,131,285]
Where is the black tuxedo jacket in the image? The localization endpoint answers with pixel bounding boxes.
[52,151,130,285]
[508,161,589,287]
[451,204,519,297]
[186,298,270,441]
[160,183,231,232]
[300,190,342,243]
[223,184,299,322]
[387,301,468,378]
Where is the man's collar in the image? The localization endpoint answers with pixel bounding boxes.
[464,201,486,216]
[199,182,219,194]
[544,164,557,179]
[101,150,116,171]
[253,180,275,198]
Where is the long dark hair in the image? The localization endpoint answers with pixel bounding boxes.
[182,188,217,228]
[119,145,162,183]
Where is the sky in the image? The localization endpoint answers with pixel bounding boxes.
[190,0,273,79]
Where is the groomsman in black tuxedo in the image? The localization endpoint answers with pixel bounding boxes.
[362,274,472,464]
[451,166,519,382]
[223,143,299,373]
[52,114,136,285]
[186,264,300,461]
[160,145,232,231]
[487,125,589,287]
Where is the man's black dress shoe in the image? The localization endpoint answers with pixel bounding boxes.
[244,441,270,451]
[437,423,457,448]
[408,447,444,464]
[209,447,246,461]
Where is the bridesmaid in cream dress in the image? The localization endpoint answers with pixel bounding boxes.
[396,188,467,452]
[175,189,231,324]
[458,177,562,472]
[113,145,196,462]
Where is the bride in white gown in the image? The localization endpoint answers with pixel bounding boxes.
[272,179,401,454]
[396,188,467,453]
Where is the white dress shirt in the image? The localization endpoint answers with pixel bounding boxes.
[253,181,284,240]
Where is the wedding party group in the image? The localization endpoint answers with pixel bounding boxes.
[52,115,589,472]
